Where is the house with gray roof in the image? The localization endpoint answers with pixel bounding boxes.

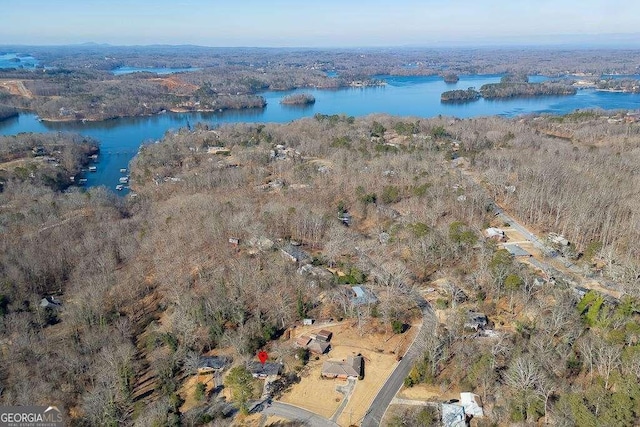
[197,356,231,374]
[40,296,62,309]
[321,356,363,380]
[504,244,531,257]
[247,361,283,378]
[351,286,378,306]
[280,242,311,264]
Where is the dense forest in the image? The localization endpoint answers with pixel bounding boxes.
[440,88,480,103]
[280,93,315,105]
[1,111,639,425]
[479,81,577,99]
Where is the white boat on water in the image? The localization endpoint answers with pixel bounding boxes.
[115,184,124,191]
[88,166,97,172]
[120,168,127,173]
[78,178,88,184]
[119,176,129,183]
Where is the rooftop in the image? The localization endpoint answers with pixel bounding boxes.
[321,356,363,378]
[504,244,530,257]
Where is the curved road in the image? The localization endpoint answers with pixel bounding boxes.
[262,401,339,427]
[361,295,435,427]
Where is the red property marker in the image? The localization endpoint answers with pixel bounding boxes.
[257,350,268,365]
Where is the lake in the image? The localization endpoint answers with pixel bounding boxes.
[1,74,639,193]
[112,66,201,75]
[0,53,39,70]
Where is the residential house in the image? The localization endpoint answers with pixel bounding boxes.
[296,335,312,348]
[504,244,531,257]
[32,146,46,156]
[247,361,283,379]
[280,242,311,264]
[350,286,378,306]
[307,340,331,355]
[313,330,332,342]
[296,332,331,355]
[441,403,466,427]
[460,392,484,418]
[197,356,231,374]
[548,233,570,247]
[442,392,484,426]
[40,296,62,309]
[321,356,363,380]
[464,312,488,331]
[485,227,507,242]
[298,264,334,286]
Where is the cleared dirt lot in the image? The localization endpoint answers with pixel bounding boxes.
[0,79,33,98]
[397,383,459,401]
[280,319,418,426]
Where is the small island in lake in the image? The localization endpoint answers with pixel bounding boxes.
[479,81,576,99]
[280,93,316,105]
[441,73,576,102]
[443,72,460,83]
[479,73,576,98]
[441,87,480,103]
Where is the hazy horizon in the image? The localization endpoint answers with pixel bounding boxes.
[3,0,640,48]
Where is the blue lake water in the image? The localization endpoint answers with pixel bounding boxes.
[1,74,639,193]
[0,53,39,70]
[112,66,201,75]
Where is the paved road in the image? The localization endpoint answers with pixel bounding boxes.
[361,295,435,427]
[261,401,339,427]
[495,204,621,298]
[494,206,552,256]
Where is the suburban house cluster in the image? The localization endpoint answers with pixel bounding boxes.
[295,329,332,355]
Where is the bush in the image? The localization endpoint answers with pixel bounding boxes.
[360,193,377,204]
[194,382,206,401]
[381,185,401,204]
[391,319,405,334]
[435,299,449,309]
[296,347,310,365]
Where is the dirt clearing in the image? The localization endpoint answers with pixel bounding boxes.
[0,80,33,98]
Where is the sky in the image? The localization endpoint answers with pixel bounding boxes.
[2,0,640,47]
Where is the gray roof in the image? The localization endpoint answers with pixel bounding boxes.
[247,361,282,377]
[321,356,363,378]
[198,356,231,371]
[40,296,62,308]
[464,312,488,330]
[351,286,378,306]
[281,243,311,263]
[441,403,466,427]
[504,244,530,257]
[307,340,331,354]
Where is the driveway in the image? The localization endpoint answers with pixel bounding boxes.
[361,295,435,427]
[261,401,339,427]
